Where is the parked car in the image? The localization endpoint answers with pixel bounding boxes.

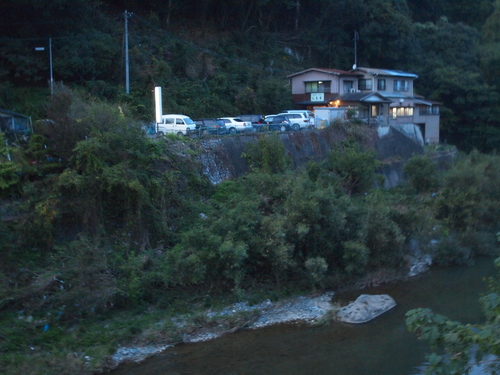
[277,111,315,130]
[157,114,197,136]
[237,114,265,132]
[263,114,292,132]
[218,117,254,134]
[194,118,227,136]
[280,109,315,130]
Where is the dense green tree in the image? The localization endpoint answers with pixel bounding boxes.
[409,19,500,151]
[403,154,440,193]
[480,0,500,90]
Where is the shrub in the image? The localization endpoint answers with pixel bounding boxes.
[342,240,370,275]
[324,143,381,195]
[243,134,291,174]
[430,236,473,265]
[305,256,328,288]
[435,150,500,231]
[403,154,440,193]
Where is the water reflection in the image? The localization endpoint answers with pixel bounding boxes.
[115,257,496,375]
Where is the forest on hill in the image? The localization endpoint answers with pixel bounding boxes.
[2,1,500,374]
[1,0,500,151]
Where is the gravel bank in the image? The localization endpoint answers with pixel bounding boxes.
[111,292,335,366]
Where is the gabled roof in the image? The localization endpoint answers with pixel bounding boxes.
[287,68,360,78]
[339,92,392,103]
[353,67,418,79]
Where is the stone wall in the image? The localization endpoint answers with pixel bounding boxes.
[195,127,425,186]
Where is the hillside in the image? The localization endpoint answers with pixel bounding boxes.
[1,0,500,151]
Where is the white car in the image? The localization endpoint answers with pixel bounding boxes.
[218,117,254,134]
[278,111,315,130]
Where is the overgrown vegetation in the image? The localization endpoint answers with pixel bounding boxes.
[2,0,500,373]
[1,86,500,373]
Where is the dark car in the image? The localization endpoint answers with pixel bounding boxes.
[237,114,265,132]
[194,118,228,136]
[263,115,292,132]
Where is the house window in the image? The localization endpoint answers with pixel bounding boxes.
[305,81,331,93]
[392,107,414,118]
[394,80,409,92]
[419,106,431,115]
[419,106,440,115]
[377,79,386,91]
[343,81,354,93]
[358,79,372,90]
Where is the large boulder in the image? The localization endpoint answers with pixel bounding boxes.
[337,294,396,324]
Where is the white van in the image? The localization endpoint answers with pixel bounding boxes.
[157,114,196,136]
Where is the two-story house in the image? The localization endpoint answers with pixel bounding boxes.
[286,67,440,144]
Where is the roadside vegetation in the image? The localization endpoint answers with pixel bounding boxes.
[1,87,500,374]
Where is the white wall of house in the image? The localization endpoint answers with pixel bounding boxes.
[290,71,340,94]
[414,108,440,144]
[355,73,415,97]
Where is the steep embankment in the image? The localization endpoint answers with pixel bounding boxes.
[192,126,423,186]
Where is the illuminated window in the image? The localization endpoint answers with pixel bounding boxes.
[392,107,414,118]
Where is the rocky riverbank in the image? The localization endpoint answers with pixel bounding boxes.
[111,292,336,367]
[110,256,432,369]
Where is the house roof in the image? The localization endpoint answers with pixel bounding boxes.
[339,92,392,103]
[414,98,442,106]
[293,92,392,105]
[353,67,418,79]
[287,68,360,78]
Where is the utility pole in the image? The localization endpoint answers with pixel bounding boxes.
[35,38,54,96]
[123,10,133,94]
[353,30,359,70]
[49,37,53,96]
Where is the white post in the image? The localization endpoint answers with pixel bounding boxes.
[154,86,163,132]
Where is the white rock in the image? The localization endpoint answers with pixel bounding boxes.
[337,294,396,324]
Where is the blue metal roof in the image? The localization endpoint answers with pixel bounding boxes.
[0,108,30,119]
[355,67,418,78]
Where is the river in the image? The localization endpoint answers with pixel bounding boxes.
[114,256,497,375]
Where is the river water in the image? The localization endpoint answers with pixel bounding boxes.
[115,257,497,375]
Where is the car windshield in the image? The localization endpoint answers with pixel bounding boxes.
[184,118,195,125]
